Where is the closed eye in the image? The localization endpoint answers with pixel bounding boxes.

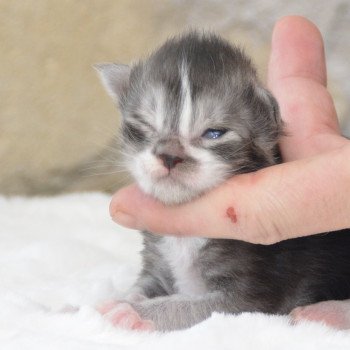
[202,128,228,139]
[131,113,155,132]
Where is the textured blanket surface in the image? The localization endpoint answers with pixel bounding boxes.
[1,193,350,350]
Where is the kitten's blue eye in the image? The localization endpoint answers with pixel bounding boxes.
[202,128,227,139]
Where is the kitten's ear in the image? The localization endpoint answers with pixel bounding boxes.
[255,85,281,127]
[94,63,131,103]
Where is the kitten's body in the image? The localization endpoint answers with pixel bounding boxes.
[96,32,350,331]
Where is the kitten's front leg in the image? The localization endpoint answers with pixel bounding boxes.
[101,292,229,331]
[129,292,231,331]
[98,270,174,331]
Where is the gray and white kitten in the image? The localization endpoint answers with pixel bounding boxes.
[96,32,350,331]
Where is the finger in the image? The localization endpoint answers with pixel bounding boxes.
[268,16,327,87]
[110,145,350,244]
[268,16,341,160]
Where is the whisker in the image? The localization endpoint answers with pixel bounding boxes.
[81,168,131,180]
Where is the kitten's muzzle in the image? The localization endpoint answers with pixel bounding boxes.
[153,138,186,170]
[158,153,184,170]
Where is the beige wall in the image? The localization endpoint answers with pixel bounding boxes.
[1,1,349,195]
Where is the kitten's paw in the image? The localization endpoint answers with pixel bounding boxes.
[97,301,154,331]
[290,300,350,330]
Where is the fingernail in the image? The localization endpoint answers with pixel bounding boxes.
[112,211,138,229]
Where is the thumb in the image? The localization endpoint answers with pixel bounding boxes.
[110,145,350,244]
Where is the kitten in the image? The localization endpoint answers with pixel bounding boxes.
[95,32,350,331]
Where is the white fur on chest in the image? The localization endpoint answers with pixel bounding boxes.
[159,236,208,296]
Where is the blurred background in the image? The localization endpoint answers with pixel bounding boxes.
[1,0,349,196]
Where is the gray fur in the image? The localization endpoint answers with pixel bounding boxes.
[96,32,350,331]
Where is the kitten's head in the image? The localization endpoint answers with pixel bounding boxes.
[96,32,282,204]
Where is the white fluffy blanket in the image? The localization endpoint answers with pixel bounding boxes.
[1,193,350,349]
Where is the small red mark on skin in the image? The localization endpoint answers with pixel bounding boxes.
[226,206,237,223]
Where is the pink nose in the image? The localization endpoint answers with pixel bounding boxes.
[158,153,184,170]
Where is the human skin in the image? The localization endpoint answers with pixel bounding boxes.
[109,16,350,246]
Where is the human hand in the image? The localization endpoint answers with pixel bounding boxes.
[109,16,350,244]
